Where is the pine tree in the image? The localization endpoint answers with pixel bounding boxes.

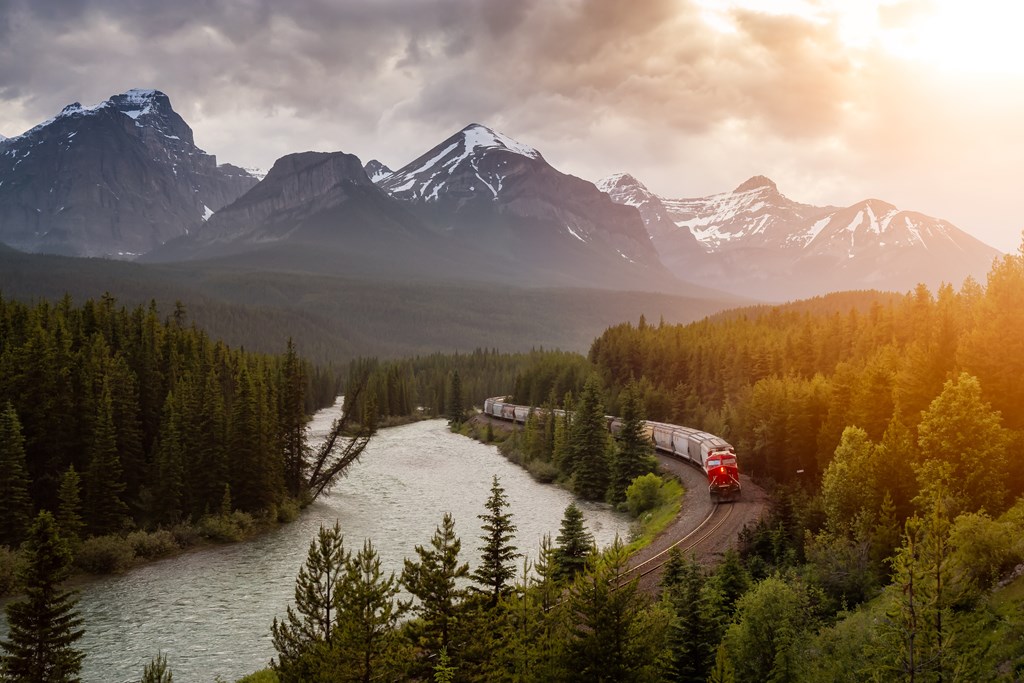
[402,512,469,658]
[0,511,85,681]
[55,466,84,546]
[280,339,308,499]
[568,377,611,500]
[0,401,32,547]
[334,539,408,683]
[553,503,593,583]
[609,382,657,503]
[663,550,719,681]
[446,371,464,427]
[84,382,129,536]
[563,539,670,682]
[472,476,519,607]
[141,652,173,682]
[272,522,348,682]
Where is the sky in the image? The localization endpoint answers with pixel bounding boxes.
[1,0,1023,252]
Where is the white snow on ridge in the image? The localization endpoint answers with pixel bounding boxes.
[565,224,588,243]
[202,205,214,221]
[388,141,460,194]
[462,124,540,160]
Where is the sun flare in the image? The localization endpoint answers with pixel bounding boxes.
[696,0,1024,76]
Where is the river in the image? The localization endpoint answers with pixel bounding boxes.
[0,403,631,682]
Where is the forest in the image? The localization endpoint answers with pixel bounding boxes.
[0,293,342,585]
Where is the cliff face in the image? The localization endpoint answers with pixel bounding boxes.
[0,89,257,257]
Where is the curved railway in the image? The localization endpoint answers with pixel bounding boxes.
[478,397,767,591]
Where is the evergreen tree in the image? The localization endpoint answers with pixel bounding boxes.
[568,376,611,500]
[141,652,173,682]
[563,539,670,682]
[83,382,129,536]
[662,550,719,681]
[472,476,519,607]
[0,511,85,682]
[553,503,593,583]
[55,467,84,546]
[402,512,470,659]
[272,522,348,682]
[446,370,464,427]
[334,539,408,683]
[0,401,32,547]
[280,338,308,499]
[609,382,657,503]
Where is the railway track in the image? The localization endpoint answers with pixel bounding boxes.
[622,501,735,584]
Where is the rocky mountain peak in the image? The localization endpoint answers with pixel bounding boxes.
[458,123,542,160]
[734,175,778,193]
[364,159,393,183]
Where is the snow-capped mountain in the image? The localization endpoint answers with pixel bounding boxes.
[600,173,1000,299]
[0,89,257,257]
[364,159,392,183]
[379,124,668,290]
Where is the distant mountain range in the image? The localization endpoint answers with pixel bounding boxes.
[0,88,1003,300]
[598,173,1000,300]
[0,89,257,257]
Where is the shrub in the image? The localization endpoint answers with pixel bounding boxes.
[126,530,180,560]
[0,546,25,596]
[75,534,136,574]
[277,499,300,523]
[626,473,666,517]
[234,669,280,682]
[169,523,201,549]
[526,459,560,484]
[200,511,255,543]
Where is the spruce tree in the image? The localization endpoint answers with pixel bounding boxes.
[553,503,593,583]
[0,511,85,682]
[446,371,464,427]
[141,652,173,682]
[280,338,308,499]
[472,476,519,607]
[568,377,611,500]
[0,401,32,547]
[609,382,657,503]
[55,466,84,546]
[663,550,719,681]
[84,382,129,536]
[402,512,470,657]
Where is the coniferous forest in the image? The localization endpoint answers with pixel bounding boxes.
[0,294,340,554]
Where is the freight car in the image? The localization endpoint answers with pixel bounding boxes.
[482,397,740,502]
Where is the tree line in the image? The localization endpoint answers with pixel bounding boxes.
[0,293,342,550]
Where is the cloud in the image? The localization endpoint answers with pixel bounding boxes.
[0,0,1022,251]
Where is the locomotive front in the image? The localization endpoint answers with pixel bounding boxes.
[706,448,741,502]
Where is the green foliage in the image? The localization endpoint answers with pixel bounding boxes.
[916,372,1010,514]
[199,511,255,543]
[563,539,672,682]
[0,293,333,540]
[74,534,136,574]
[722,575,815,683]
[271,522,347,682]
[125,530,180,560]
[552,503,593,583]
[567,376,611,500]
[625,473,665,517]
[661,550,723,682]
[472,476,519,607]
[820,427,879,533]
[142,651,174,682]
[0,511,85,681]
[0,546,25,597]
[402,512,469,663]
[446,370,464,426]
[609,381,658,504]
[0,402,32,547]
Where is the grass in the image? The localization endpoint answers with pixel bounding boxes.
[626,477,685,553]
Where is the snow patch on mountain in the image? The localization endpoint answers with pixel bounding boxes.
[461,123,541,160]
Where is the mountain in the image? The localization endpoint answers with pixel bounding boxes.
[600,174,1000,300]
[364,159,392,183]
[0,89,257,257]
[379,123,671,291]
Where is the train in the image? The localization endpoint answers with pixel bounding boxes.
[482,397,741,502]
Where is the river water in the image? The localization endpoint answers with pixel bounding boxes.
[0,403,630,682]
